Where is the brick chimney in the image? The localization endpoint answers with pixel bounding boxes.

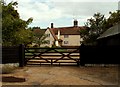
[73,19,78,27]
[51,23,54,28]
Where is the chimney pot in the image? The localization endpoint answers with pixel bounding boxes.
[73,19,78,27]
[51,23,53,28]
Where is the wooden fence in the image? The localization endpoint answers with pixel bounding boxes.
[80,45,119,66]
[2,44,25,67]
[2,44,119,67]
[2,46,19,64]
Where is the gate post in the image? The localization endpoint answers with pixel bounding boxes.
[80,44,85,66]
[19,44,25,67]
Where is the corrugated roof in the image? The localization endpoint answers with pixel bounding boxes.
[97,23,120,39]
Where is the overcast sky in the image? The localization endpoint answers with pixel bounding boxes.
[6,0,119,28]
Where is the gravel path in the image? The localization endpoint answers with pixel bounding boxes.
[1,65,119,86]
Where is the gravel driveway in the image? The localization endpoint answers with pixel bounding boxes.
[1,65,119,86]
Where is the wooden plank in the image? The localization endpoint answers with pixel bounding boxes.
[25,51,79,53]
[25,57,79,60]
[26,55,79,58]
[27,60,51,63]
[25,47,79,49]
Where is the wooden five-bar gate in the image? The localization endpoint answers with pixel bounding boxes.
[24,47,80,66]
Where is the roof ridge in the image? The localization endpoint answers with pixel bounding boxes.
[53,26,85,29]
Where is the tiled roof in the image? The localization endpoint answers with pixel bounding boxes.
[51,26,86,35]
[33,29,47,35]
[49,28,58,40]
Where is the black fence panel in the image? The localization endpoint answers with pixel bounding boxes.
[80,45,120,66]
[2,46,19,64]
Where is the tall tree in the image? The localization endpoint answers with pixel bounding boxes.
[13,29,34,46]
[80,10,120,45]
[80,12,106,45]
[2,1,33,46]
[105,10,120,29]
[0,1,2,45]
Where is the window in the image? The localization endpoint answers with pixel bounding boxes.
[64,41,69,44]
[64,35,69,38]
[47,34,50,37]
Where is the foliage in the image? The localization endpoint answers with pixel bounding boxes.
[2,1,33,46]
[33,31,49,47]
[105,10,120,29]
[0,2,2,45]
[80,13,106,45]
[80,10,120,45]
[32,27,40,29]
[13,29,34,46]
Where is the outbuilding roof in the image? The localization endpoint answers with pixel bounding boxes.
[97,23,120,39]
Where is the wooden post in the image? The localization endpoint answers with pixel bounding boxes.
[51,59,53,66]
[80,44,85,66]
[19,44,25,67]
[77,60,80,66]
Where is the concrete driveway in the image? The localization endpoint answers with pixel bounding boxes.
[1,65,119,86]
